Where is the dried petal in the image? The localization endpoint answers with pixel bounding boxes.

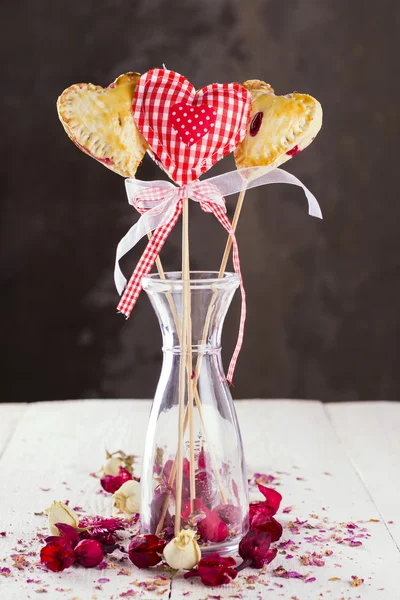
[215,504,242,528]
[197,509,229,544]
[249,484,282,519]
[128,535,166,568]
[250,513,283,542]
[238,530,276,569]
[40,539,75,572]
[184,553,237,586]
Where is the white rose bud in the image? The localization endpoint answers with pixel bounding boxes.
[103,456,124,476]
[46,501,80,536]
[113,480,141,514]
[163,529,201,570]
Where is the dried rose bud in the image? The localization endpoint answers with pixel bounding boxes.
[113,480,141,514]
[40,538,75,572]
[46,501,80,536]
[74,539,104,567]
[101,466,132,494]
[163,529,201,570]
[103,456,124,476]
[128,534,166,568]
[237,529,277,569]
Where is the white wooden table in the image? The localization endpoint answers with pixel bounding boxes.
[0,400,399,599]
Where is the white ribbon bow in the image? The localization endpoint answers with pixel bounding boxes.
[114,166,322,294]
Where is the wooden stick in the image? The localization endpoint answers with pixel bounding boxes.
[155,188,248,534]
[218,188,247,276]
[192,188,247,393]
[174,197,190,535]
[152,185,249,533]
[185,253,196,514]
[152,251,227,536]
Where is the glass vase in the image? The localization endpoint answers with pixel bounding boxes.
[140,271,248,555]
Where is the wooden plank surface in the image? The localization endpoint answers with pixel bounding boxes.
[0,403,27,457]
[326,401,400,550]
[0,399,399,599]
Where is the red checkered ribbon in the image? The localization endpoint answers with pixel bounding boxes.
[115,178,245,382]
[114,167,323,382]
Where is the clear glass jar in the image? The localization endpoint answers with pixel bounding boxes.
[140,271,248,555]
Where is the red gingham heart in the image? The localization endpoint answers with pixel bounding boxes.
[133,68,252,185]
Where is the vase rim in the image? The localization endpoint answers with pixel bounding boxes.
[142,270,239,291]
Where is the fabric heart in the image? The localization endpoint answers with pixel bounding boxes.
[133,68,252,185]
[169,102,217,147]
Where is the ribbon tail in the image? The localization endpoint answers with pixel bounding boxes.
[117,202,182,318]
[114,196,177,295]
[210,204,246,384]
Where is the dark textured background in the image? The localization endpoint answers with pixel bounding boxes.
[1,0,399,402]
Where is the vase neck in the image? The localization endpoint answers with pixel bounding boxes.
[142,271,239,353]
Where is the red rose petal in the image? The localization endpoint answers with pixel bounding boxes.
[40,539,75,572]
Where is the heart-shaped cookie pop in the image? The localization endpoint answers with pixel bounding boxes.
[57,72,148,177]
[234,79,322,170]
[133,68,252,185]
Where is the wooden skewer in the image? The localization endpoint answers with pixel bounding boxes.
[191,188,247,392]
[152,236,228,535]
[152,185,249,534]
[174,197,190,535]
[185,231,196,515]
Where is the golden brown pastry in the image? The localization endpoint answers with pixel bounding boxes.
[57,72,148,177]
[234,79,322,169]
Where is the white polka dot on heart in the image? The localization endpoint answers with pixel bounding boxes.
[195,114,199,118]
[190,138,194,142]
[177,118,180,122]
[197,133,201,137]
[181,125,185,129]
[185,131,189,135]
[179,106,183,110]
[172,111,176,115]
[183,113,187,116]
[201,109,205,113]
[188,119,192,123]
[193,126,196,130]
[206,116,210,120]
[204,128,207,132]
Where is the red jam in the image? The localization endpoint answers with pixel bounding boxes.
[249,112,263,136]
[286,144,301,157]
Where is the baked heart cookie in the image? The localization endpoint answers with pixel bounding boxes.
[57,72,148,177]
[234,79,322,169]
